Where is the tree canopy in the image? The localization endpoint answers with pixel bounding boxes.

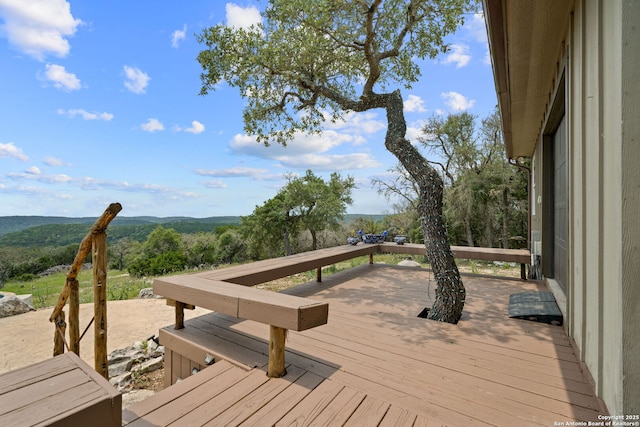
[197,0,476,324]
[241,170,354,257]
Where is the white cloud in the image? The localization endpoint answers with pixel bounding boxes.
[225,3,262,29]
[406,119,426,144]
[466,13,488,44]
[0,142,29,161]
[171,24,186,48]
[196,167,269,179]
[228,108,386,171]
[44,156,64,166]
[483,49,491,66]
[229,132,380,171]
[323,111,385,135]
[140,118,164,132]
[404,95,426,113]
[202,180,228,189]
[44,64,81,90]
[231,131,350,157]
[0,0,82,60]
[8,171,72,183]
[441,91,475,111]
[442,44,471,68]
[277,152,380,171]
[123,65,150,94]
[184,120,205,134]
[6,170,196,200]
[57,108,113,121]
[25,166,40,174]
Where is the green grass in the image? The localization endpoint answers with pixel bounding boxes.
[2,270,152,309]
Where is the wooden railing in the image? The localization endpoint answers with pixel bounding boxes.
[49,203,122,379]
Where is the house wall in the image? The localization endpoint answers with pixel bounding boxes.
[530,0,639,415]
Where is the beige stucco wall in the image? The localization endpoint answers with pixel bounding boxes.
[530,0,639,415]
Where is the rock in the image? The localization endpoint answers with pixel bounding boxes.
[109,371,133,389]
[398,259,421,267]
[107,337,165,393]
[133,356,164,375]
[0,295,35,318]
[138,288,161,299]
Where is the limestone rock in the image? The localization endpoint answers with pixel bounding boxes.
[0,295,35,318]
[138,288,161,299]
[107,337,165,393]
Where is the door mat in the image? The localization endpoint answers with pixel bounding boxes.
[508,291,563,326]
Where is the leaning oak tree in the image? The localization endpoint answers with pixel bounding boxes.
[197,0,474,323]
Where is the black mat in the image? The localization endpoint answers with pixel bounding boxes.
[508,291,563,326]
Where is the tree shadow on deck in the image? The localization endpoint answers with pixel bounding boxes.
[283,263,561,346]
[281,264,603,421]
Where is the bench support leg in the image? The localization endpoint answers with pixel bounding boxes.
[369,253,374,264]
[316,267,321,283]
[521,263,527,280]
[268,326,287,378]
[175,301,185,330]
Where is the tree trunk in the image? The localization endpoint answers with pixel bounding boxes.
[310,229,317,251]
[502,187,510,249]
[283,230,292,256]
[464,215,475,247]
[383,91,465,324]
[283,210,293,256]
[484,205,493,247]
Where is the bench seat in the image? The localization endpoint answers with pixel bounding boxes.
[153,276,328,378]
[191,244,379,286]
[378,242,531,278]
[154,276,328,332]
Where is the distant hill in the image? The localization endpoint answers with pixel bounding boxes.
[0,216,241,247]
[0,214,385,248]
[0,215,238,236]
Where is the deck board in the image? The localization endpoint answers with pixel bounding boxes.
[127,263,605,426]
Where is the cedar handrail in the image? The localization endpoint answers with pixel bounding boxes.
[49,202,122,379]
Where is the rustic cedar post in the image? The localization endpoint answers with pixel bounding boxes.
[68,278,80,355]
[93,231,108,378]
[53,311,67,356]
[268,326,287,378]
[49,203,121,364]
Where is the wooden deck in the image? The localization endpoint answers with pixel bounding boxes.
[125,264,605,426]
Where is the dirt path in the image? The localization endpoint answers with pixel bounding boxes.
[0,298,210,375]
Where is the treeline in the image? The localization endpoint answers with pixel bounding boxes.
[0,218,240,247]
[0,217,383,286]
[372,108,529,249]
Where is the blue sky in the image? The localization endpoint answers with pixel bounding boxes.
[0,1,497,218]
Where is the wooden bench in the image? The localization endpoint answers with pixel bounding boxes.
[154,242,529,380]
[378,242,531,279]
[0,352,121,427]
[197,243,379,285]
[153,276,328,378]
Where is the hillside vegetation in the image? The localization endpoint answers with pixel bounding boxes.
[0,216,241,247]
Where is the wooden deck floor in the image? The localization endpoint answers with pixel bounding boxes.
[124,264,605,426]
